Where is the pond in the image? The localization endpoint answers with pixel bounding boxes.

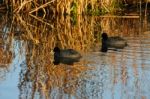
[0,14,150,99]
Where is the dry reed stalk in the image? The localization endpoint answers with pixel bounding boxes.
[98,15,140,18]
[4,0,143,15]
[17,15,35,42]
[145,0,148,16]
[101,2,110,12]
[29,14,53,27]
[14,0,32,13]
[29,0,55,14]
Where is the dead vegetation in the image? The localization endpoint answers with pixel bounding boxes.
[0,0,147,16]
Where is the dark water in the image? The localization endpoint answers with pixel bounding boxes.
[0,14,150,99]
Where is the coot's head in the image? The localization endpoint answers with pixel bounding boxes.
[53,47,60,53]
[102,33,108,40]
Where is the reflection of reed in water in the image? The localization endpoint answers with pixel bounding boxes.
[13,15,96,99]
[100,17,140,36]
[0,47,12,65]
[0,47,12,81]
[13,14,97,52]
[1,12,148,98]
[0,13,14,80]
[0,35,13,82]
[18,41,92,99]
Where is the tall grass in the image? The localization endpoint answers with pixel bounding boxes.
[1,0,145,15]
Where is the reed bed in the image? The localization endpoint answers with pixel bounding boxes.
[1,0,146,15]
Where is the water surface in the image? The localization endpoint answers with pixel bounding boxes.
[0,14,150,99]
